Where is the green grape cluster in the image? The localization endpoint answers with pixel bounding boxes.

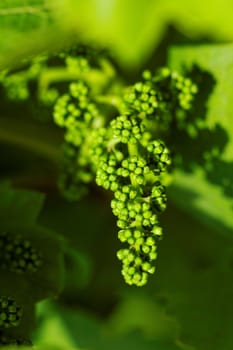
[52,54,197,286]
[95,109,172,286]
[144,67,197,109]
[95,153,167,287]
[54,78,103,200]
[111,115,145,144]
[58,143,92,200]
[124,80,159,115]
[54,81,101,145]
[0,232,42,273]
[122,68,197,130]
[0,297,23,329]
[1,74,29,101]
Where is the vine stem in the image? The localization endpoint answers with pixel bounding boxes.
[94,94,124,112]
[38,58,116,98]
[0,117,62,163]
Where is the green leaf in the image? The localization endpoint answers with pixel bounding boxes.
[0,184,65,301]
[35,204,233,350]
[168,44,233,236]
[0,0,68,69]
[0,182,45,225]
[55,0,233,69]
[154,204,233,350]
[2,0,233,70]
[34,301,183,350]
[0,0,50,32]
[34,301,100,349]
[63,246,93,291]
[107,291,182,350]
[57,0,166,69]
[0,223,65,302]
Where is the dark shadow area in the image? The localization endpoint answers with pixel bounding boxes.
[165,64,233,198]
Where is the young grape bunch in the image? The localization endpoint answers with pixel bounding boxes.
[52,50,197,286]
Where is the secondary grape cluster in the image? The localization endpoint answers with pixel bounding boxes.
[0,232,42,273]
[0,296,22,329]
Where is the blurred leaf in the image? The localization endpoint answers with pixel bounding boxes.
[14,224,65,301]
[154,203,233,350]
[1,347,58,350]
[56,0,233,69]
[161,0,233,40]
[56,0,166,69]
[0,0,50,32]
[2,0,233,70]
[107,291,182,350]
[34,301,101,349]
[39,193,122,312]
[168,44,233,236]
[0,182,45,225]
[0,228,64,302]
[36,202,233,350]
[63,246,93,291]
[0,272,37,340]
[0,184,65,301]
[0,0,69,69]
[35,301,183,350]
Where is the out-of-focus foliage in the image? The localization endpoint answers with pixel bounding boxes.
[1,0,233,69]
[58,0,233,67]
[38,196,233,350]
[0,0,63,68]
[35,300,181,350]
[0,182,44,225]
[168,44,233,236]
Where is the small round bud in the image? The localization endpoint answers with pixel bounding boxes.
[0,297,23,328]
